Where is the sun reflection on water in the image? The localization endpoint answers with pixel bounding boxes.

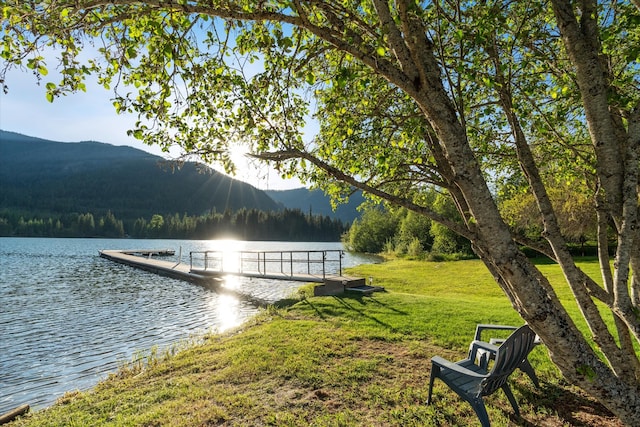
[201,239,253,332]
[222,274,242,290]
[209,293,242,332]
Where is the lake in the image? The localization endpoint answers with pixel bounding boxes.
[0,237,380,414]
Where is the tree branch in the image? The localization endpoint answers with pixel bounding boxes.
[251,148,476,241]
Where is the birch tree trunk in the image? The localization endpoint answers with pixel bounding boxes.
[3,0,639,423]
[399,34,640,426]
[311,1,640,421]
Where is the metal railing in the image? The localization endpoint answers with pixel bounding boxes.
[189,250,344,279]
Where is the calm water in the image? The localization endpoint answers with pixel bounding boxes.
[0,237,379,414]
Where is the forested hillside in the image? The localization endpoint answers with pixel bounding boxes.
[0,131,349,239]
[265,188,364,223]
[0,131,279,219]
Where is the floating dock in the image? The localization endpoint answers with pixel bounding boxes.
[99,250,211,283]
[99,249,382,296]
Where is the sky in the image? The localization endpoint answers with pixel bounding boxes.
[0,66,305,191]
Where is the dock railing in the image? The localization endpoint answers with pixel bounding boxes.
[189,250,344,279]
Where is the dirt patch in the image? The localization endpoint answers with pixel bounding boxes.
[342,338,623,426]
[551,390,623,427]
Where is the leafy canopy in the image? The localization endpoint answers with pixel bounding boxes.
[2,1,636,204]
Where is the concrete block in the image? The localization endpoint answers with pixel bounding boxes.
[313,281,345,296]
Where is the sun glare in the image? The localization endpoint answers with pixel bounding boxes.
[222,275,242,291]
[203,239,246,273]
[228,142,249,168]
[208,293,242,333]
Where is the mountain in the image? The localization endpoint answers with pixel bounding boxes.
[266,188,364,223]
[0,131,279,220]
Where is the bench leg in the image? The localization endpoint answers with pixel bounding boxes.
[426,364,439,405]
[501,384,520,417]
[520,359,540,388]
[470,397,491,427]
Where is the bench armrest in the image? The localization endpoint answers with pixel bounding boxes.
[431,356,489,379]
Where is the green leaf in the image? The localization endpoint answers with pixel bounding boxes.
[126,47,137,59]
[305,72,316,85]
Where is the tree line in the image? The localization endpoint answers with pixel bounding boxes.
[342,194,473,260]
[0,208,347,241]
[343,186,601,260]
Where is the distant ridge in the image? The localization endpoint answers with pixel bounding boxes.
[0,130,279,219]
[266,188,364,224]
[0,130,363,224]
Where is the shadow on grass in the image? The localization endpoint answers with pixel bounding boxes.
[511,379,619,426]
[331,295,397,329]
[335,293,407,313]
[347,291,408,315]
[294,293,407,329]
[433,380,618,426]
[297,298,328,320]
[282,293,618,426]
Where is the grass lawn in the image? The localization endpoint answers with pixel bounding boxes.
[7,258,624,426]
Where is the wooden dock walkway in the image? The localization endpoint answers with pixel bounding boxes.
[99,250,211,283]
[99,249,381,296]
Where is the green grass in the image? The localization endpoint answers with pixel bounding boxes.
[8,258,621,426]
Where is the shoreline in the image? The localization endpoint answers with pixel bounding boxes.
[6,258,623,427]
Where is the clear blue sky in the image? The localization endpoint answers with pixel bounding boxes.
[0,66,304,190]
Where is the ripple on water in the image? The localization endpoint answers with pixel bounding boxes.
[2,244,249,413]
[0,238,378,414]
